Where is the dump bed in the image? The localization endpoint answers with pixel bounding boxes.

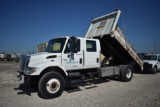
[85,10,143,69]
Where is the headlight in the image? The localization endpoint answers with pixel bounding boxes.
[25,67,38,74]
[29,67,37,72]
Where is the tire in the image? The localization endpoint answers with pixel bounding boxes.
[38,72,65,99]
[119,65,124,71]
[120,65,133,82]
[118,65,124,78]
[152,66,157,74]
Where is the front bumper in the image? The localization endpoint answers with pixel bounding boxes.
[17,70,31,85]
[143,68,154,72]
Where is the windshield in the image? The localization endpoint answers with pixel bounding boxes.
[45,38,67,53]
[144,55,157,60]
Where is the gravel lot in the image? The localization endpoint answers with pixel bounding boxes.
[0,62,160,107]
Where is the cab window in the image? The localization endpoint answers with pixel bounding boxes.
[46,38,66,53]
[86,40,97,52]
[64,39,80,53]
[158,56,160,61]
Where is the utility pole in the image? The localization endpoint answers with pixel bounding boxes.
[154,43,157,53]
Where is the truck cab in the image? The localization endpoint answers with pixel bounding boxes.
[143,54,160,74]
[18,36,100,76]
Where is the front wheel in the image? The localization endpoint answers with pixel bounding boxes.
[152,66,157,74]
[38,72,65,99]
[120,65,133,82]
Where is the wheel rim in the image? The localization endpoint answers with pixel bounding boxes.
[126,69,132,79]
[46,79,60,94]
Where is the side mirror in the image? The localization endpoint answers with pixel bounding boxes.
[73,48,78,53]
[70,36,78,53]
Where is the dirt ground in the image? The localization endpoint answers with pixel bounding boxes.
[0,62,160,107]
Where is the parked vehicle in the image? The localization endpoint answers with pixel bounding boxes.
[0,53,5,61]
[17,10,143,99]
[143,54,160,74]
[6,54,13,61]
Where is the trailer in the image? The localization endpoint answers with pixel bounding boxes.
[18,10,143,99]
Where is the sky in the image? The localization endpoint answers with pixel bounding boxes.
[0,0,160,54]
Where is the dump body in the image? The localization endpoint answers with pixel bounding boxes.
[85,10,143,69]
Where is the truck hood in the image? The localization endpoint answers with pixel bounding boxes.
[30,52,54,56]
[143,60,157,64]
[30,52,61,57]
[29,52,61,66]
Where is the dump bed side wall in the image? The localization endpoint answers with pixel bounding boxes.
[94,29,143,69]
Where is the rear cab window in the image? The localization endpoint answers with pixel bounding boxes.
[86,40,97,52]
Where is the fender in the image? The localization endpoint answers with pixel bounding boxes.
[28,61,68,76]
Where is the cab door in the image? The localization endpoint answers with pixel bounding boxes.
[62,38,83,70]
[83,39,101,69]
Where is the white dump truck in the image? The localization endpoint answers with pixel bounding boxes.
[18,10,143,99]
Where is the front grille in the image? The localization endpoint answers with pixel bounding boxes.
[19,56,30,71]
[143,62,152,68]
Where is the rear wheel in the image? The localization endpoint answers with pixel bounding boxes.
[38,72,65,99]
[120,65,133,82]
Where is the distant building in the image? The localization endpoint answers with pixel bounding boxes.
[37,42,48,53]
[0,52,6,59]
[11,53,16,59]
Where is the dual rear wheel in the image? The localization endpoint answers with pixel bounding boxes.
[119,65,133,82]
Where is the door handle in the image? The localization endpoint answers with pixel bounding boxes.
[67,55,70,58]
[80,58,82,64]
[97,58,99,63]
